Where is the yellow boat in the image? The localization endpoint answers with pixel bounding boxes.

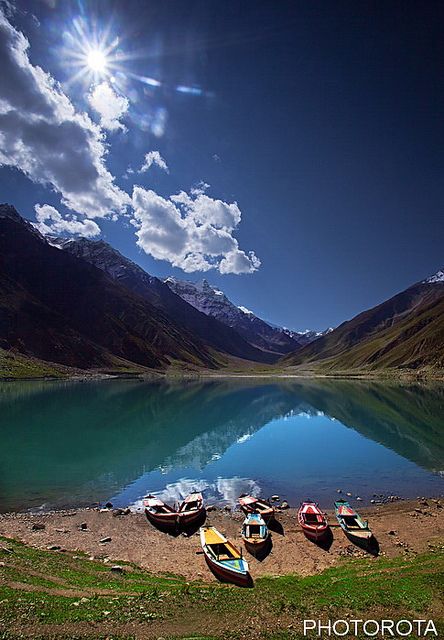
[200,526,250,586]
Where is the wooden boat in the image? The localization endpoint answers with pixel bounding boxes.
[143,494,178,529]
[200,526,250,586]
[238,495,275,522]
[334,500,372,540]
[241,513,270,552]
[298,501,329,541]
[177,492,205,526]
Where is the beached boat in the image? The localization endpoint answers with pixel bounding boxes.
[200,526,250,586]
[298,501,329,541]
[177,492,205,526]
[238,495,275,522]
[334,499,372,540]
[241,513,270,552]
[143,495,178,529]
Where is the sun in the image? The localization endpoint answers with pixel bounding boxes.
[87,49,107,73]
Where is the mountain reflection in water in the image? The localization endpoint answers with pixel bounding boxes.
[0,379,443,512]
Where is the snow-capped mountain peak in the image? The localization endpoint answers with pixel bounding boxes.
[164,277,331,355]
[423,268,444,284]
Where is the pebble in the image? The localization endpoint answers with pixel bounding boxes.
[105,502,113,509]
[55,528,69,533]
[388,530,396,536]
[47,545,61,551]
[223,505,231,512]
[206,505,216,512]
[99,537,112,544]
[79,523,88,530]
[31,523,45,531]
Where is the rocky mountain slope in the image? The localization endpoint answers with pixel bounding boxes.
[282,271,444,372]
[164,277,326,355]
[58,238,275,364]
[0,204,217,371]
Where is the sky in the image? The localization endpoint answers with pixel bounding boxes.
[0,0,443,331]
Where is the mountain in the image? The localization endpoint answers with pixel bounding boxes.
[282,270,444,372]
[0,204,218,371]
[164,277,324,355]
[58,238,274,364]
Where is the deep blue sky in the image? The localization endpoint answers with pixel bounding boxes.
[1,0,443,330]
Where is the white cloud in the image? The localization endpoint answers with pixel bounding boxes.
[0,12,130,218]
[131,186,261,274]
[0,12,260,277]
[138,150,169,173]
[88,82,129,132]
[190,181,210,196]
[34,204,101,237]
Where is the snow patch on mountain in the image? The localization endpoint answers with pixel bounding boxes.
[238,305,254,316]
[424,269,444,284]
[164,277,330,353]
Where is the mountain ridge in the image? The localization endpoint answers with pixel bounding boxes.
[164,276,330,355]
[58,237,277,364]
[282,272,444,372]
[0,204,219,372]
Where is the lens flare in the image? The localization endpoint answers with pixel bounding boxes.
[87,49,107,73]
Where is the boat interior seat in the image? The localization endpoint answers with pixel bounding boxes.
[305,513,321,523]
[342,515,360,527]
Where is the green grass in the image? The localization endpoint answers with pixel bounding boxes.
[0,536,443,638]
[0,349,70,380]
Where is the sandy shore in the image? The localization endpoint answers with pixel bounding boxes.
[1,498,443,582]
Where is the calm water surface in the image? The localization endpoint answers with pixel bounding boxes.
[0,379,443,512]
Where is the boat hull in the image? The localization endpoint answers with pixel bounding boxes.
[203,553,251,587]
[145,508,177,530]
[300,524,329,541]
[177,507,206,527]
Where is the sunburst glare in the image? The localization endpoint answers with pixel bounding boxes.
[86,49,108,73]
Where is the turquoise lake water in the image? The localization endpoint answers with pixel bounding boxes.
[0,378,443,512]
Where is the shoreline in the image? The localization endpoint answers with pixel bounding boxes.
[1,497,443,582]
[2,369,444,383]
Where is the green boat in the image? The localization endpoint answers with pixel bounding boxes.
[334,499,372,540]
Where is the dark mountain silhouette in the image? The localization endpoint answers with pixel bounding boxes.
[0,204,217,371]
[58,237,275,364]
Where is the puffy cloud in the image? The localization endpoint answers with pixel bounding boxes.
[88,82,129,132]
[34,203,101,237]
[219,249,261,274]
[0,12,130,218]
[138,150,169,173]
[0,12,260,276]
[131,186,261,274]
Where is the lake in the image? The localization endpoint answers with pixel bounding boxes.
[0,378,443,513]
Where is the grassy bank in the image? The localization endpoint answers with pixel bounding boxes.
[0,536,443,639]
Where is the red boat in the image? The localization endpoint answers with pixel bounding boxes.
[143,495,178,529]
[177,492,205,526]
[238,495,275,522]
[298,501,329,541]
